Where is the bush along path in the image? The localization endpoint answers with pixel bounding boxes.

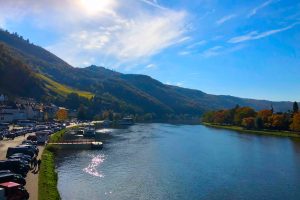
[38,129,68,200]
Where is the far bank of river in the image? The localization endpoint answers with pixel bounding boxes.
[202,122,300,138]
[55,123,300,200]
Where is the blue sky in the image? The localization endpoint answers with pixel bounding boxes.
[0,0,300,101]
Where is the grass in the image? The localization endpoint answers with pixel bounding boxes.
[37,74,94,99]
[48,129,67,143]
[202,122,300,138]
[38,146,60,200]
[38,128,70,200]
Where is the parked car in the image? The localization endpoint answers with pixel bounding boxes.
[6,147,35,158]
[0,182,29,200]
[5,133,16,140]
[0,123,9,131]
[0,161,28,177]
[21,140,36,145]
[7,158,30,168]
[26,135,37,142]
[17,144,39,155]
[0,170,12,175]
[0,173,26,185]
[8,153,32,163]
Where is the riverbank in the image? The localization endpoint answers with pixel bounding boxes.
[202,122,300,138]
[38,129,67,200]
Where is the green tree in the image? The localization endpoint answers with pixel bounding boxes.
[65,93,80,109]
[77,104,87,120]
[293,102,299,113]
[255,117,263,129]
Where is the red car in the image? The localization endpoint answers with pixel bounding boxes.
[0,182,29,200]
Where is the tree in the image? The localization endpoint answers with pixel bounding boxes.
[270,114,285,130]
[77,105,87,120]
[234,107,256,125]
[56,108,68,121]
[202,111,215,123]
[257,109,272,128]
[64,93,80,110]
[293,102,299,113]
[242,117,255,129]
[255,117,263,129]
[290,112,300,132]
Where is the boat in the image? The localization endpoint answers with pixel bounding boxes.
[91,141,103,149]
[118,117,134,126]
[83,127,96,137]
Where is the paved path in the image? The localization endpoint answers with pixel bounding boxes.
[0,135,44,200]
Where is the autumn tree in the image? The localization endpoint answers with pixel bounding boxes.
[234,107,256,125]
[290,112,300,132]
[257,109,273,128]
[56,108,68,121]
[242,117,255,129]
[270,114,285,130]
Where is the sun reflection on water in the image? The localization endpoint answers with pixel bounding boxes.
[83,154,105,177]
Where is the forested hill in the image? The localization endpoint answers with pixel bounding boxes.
[0,29,296,117]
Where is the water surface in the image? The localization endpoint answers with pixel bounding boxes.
[56,124,300,200]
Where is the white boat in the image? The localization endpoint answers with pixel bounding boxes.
[119,117,134,126]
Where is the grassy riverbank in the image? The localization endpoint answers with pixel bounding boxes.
[202,123,300,138]
[38,129,68,200]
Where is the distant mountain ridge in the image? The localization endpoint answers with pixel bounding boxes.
[0,29,296,115]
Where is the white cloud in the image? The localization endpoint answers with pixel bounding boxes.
[145,63,157,69]
[216,14,236,25]
[228,22,300,43]
[247,0,273,18]
[0,0,189,67]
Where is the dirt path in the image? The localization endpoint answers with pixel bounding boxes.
[25,145,44,200]
[0,135,44,200]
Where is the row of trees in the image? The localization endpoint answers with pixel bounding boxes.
[202,102,300,132]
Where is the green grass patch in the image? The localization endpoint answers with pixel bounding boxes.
[38,128,74,200]
[202,122,300,138]
[37,74,94,99]
[38,146,60,200]
[48,129,67,143]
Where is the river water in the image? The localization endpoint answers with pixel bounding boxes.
[56,123,300,200]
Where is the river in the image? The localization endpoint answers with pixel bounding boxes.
[56,123,300,200]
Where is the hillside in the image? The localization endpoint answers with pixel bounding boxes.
[0,29,296,117]
[0,41,93,101]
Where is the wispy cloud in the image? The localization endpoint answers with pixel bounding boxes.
[201,46,223,57]
[145,63,157,69]
[139,0,166,10]
[186,40,207,49]
[0,0,189,67]
[228,22,300,43]
[247,0,273,18]
[178,51,191,56]
[216,14,236,25]
[200,45,245,58]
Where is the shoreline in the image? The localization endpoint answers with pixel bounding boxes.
[202,122,300,138]
[38,129,68,200]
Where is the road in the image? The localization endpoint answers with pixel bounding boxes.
[0,135,44,200]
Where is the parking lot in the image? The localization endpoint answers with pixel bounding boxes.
[0,133,44,200]
[0,122,64,200]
